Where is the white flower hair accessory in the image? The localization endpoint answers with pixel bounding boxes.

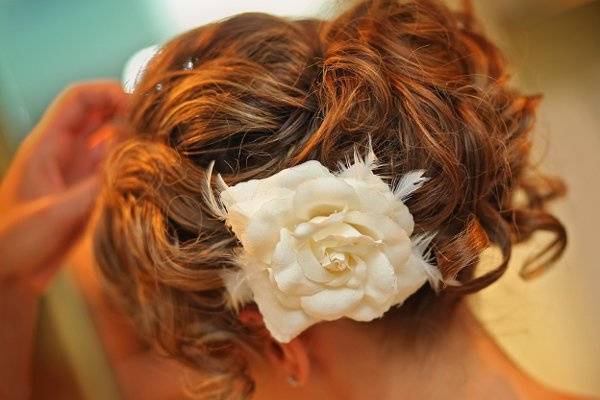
[120,46,446,343]
[212,145,443,343]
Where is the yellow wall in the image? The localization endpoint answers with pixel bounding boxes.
[472,2,600,396]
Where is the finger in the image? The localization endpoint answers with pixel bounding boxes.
[0,177,100,291]
[16,80,128,169]
[74,80,130,117]
[60,123,117,185]
[39,81,128,181]
[47,175,100,229]
[37,80,128,139]
[87,124,115,169]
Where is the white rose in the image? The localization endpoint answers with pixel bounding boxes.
[219,150,440,343]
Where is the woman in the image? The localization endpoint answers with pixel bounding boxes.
[0,0,589,399]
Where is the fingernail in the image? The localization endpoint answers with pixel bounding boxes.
[88,124,113,149]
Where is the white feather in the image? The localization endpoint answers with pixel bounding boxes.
[410,231,462,290]
[337,137,381,179]
[410,232,443,291]
[393,170,429,201]
[221,268,254,312]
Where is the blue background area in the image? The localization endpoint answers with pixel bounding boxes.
[0,0,162,147]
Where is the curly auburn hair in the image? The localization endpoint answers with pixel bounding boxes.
[94,0,567,398]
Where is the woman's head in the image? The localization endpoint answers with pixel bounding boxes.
[94,0,566,398]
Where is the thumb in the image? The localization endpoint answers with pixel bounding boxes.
[0,177,100,292]
[47,176,100,228]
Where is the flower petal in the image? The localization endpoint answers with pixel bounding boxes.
[323,255,353,287]
[323,234,382,258]
[247,269,318,343]
[344,253,397,322]
[272,230,322,296]
[347,256,368,289]
[274,263,323,296]
[273,160,333,189]
[344,211,412,268]
[271,229,297,267]
[293,211,346,239]
[385,240,412,274]
[343,211,395,240]
[296,242,335,283]
[343,178,394,215]
[346,300,386,321]
[300,287,364,320]
[223,185,292,245]
[220,179,261,211]
[221,159,332,241]
[224,204,251,244]
[273,289,302,308]
[389,202,415,236]
[242,193,296,263]
[392,253,429,305]
[311,222,362,242]
[324,273,352,287]
[362,251,396,306]
[293,177,361,219]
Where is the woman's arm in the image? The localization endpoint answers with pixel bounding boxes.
[0,81,126,399]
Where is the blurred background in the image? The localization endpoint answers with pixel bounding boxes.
[0,0,598,398]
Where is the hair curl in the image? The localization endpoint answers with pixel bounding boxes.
[94,0,567,398]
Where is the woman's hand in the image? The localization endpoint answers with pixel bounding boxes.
[0,81,127,399]
[0,81,127,294]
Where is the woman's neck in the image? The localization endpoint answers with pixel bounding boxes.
[311,302,581,400]
[381,302,545,400]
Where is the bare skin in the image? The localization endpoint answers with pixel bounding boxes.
[0,81,126,399]
[246,302,592,400]
[0,81,595,400]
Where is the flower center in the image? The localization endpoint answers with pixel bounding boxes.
[322,250,349,272]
